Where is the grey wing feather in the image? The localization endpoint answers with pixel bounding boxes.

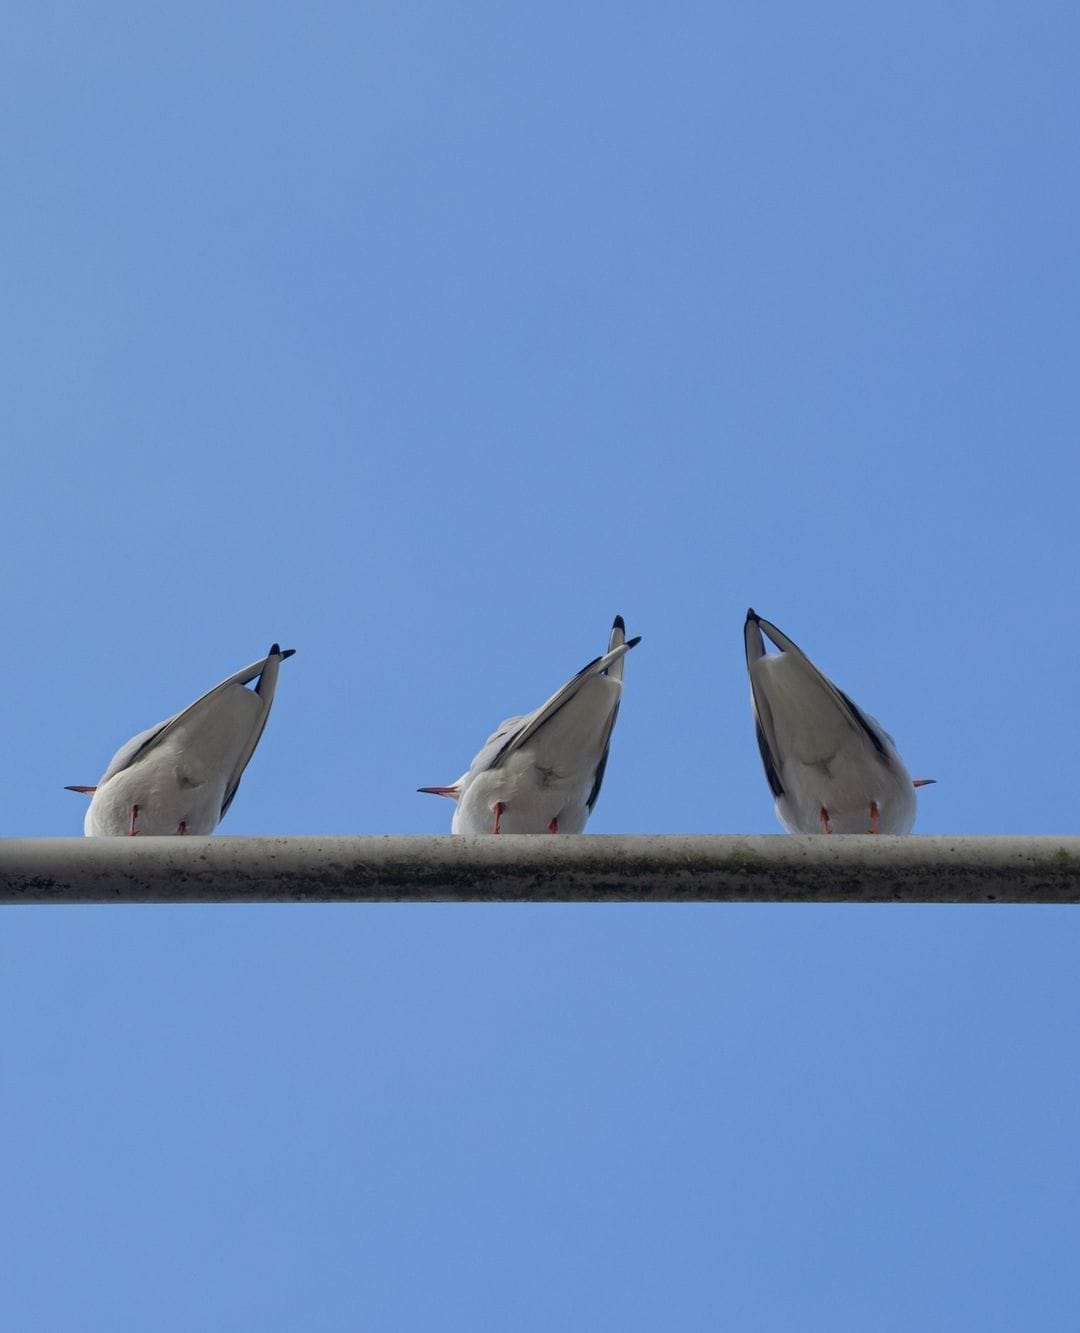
[465,714,530,776]
[99,645,294,818]
[745,610,898,777]
[97,715,180,785]
[744,611,785,797]
[586,618,641,807]
[604,615,627,683]
[585,700,620,810]
[753,717,785,798]
[753,613,898,761]
[583,618,632,808]
[834,688,890,758]
[489,641,634,770]
[218,646,293,818]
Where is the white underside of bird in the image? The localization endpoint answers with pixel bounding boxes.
[420,616,640,834]
[68,644,295,836]
[744,610,931,834]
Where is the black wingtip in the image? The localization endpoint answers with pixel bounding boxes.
[270,644,297,660]
[612,614,625,632]
[626,635,642,649]
[746,608,760,624]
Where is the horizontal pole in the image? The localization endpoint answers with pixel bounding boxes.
[1,836,1079,904]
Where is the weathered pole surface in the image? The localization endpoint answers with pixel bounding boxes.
[1,835,1079,904]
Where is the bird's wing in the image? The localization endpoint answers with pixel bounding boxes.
[744,611,785,797]
[488,630,641,771]
[745,610,897,784]
[97,645,295,817]
[602,614,627,682]
[218,645,296,818]
[460,714,531,778]
[585,615,632,808]
[96,716,180,786]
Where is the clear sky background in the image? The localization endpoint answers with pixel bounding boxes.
[2,1,1079,1327]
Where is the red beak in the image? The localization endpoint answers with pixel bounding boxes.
[912,779,936,788]
[417,786,459,798]
[64,785,98,794]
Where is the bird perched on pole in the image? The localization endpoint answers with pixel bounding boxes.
[419,616,641,834]
[744,609,933,834]
[66,643,295,836]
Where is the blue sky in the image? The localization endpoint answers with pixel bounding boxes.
[2,2,1079,1327]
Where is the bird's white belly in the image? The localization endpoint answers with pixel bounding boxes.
[453,754,590,834]
[777,752,916,834]
[85,745,228,836]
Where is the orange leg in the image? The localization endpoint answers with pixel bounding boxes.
[869,801,880,834]
[819,807,832,834]
[548,817,558,833]
[128,804,139,836]
[492,801,505,834]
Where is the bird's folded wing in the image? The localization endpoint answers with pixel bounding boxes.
[584,617,636,803]
[140,648,280,757]
[603,615,627,684]
[489,642,632,770]
[97,716,180,786]
[744,616,786,797]
[460,715,529,778]
[220,648,292,818]
[585,700,621,811]
[97,647,291,814]
[746,614,894,775]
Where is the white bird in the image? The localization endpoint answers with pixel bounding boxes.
[419,616,641,834]
[744,610,933,834]
[66,644,295,836]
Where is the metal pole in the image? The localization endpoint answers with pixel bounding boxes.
[1,835,1079,904]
